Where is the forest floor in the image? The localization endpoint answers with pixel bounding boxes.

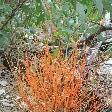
[0,67,27,112]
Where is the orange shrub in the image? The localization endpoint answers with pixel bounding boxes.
[17,45,104,112]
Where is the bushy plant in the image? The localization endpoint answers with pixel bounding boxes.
[17,45,105,112]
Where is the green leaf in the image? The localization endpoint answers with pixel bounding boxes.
[48,0,52,3]
[105,45,112,56]
[0,0,3,4]
[103,0,112,18]
[4,4,12,13]
[35,0,45,25]
[22,4,31,13]
[68,18,74,25]
[58,29,69,37]
[97,33,106,42]
[76,2,86,23]
[0,16,5,21]
[85,25,99,36]
[0,31,10,48]
[93,0,103,14]
[65,0,77,9]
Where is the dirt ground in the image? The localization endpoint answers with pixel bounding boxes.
[0,67,28,112]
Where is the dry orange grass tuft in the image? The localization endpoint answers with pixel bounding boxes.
[17,45,104,112]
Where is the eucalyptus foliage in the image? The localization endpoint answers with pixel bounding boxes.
[0,0,112,53]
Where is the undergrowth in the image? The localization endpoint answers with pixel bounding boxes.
[17,45,105,112]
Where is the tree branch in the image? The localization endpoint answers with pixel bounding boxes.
[0,0,27,30]
[77,25,112,47]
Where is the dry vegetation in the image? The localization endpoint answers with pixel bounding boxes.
[17,45,105,112]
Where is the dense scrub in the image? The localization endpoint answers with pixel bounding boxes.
[17,45,106,112]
